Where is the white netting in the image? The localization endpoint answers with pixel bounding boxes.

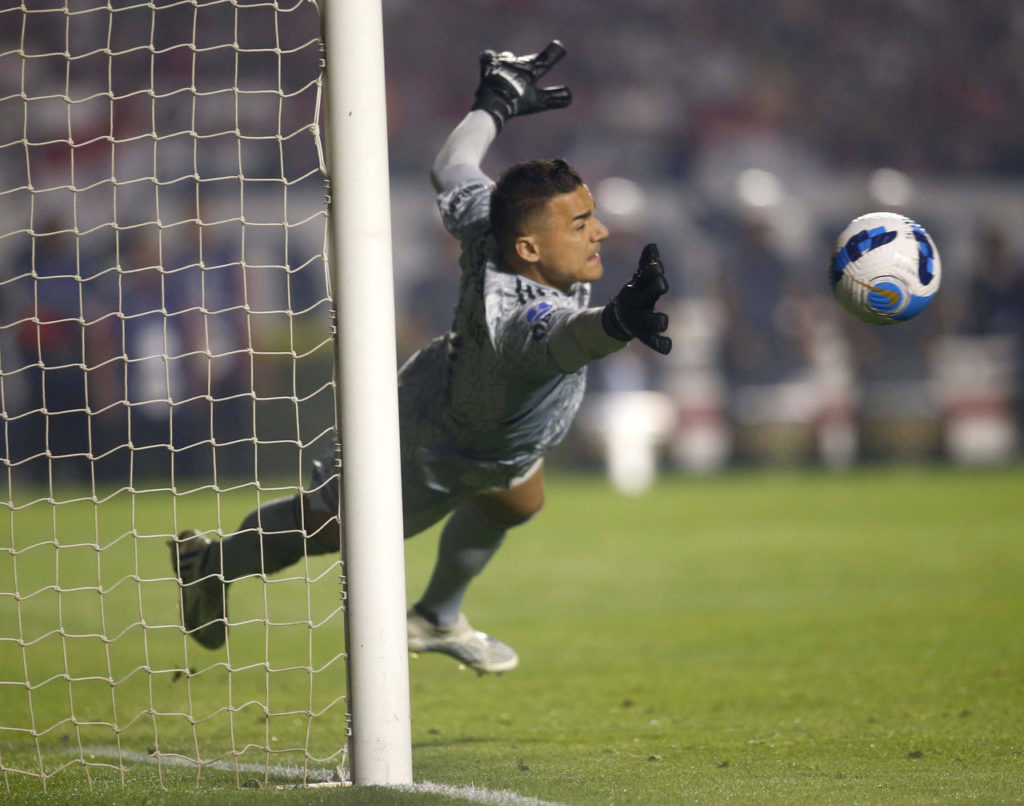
[0,0,346,791]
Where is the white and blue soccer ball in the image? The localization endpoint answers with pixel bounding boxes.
[829,211,941,325]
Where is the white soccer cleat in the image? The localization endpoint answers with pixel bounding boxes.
[169,530,227,650]
[407,610,518,674]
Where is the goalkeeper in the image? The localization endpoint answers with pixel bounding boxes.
[172,41,672,673]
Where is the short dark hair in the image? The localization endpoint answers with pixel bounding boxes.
[490,159,583,255]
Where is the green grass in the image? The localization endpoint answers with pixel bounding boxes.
[2,466,1024,804]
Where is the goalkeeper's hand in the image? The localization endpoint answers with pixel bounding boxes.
[471,40,572,131]
[601,243,673,355]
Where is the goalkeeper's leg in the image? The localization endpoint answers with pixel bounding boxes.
[408,461,544,673]
[171,457,340,649]
[202,493,338,582]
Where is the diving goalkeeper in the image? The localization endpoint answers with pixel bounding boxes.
[172,41,672,674]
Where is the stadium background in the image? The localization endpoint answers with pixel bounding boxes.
[1,3,1022,801]
[2,0,1023,487]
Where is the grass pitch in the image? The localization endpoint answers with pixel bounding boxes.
[2,465,1023,804]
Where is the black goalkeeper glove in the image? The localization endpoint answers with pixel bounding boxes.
[471,40,572,131]
[601,243,673,355]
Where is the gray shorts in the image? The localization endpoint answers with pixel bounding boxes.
[307,443,542,539]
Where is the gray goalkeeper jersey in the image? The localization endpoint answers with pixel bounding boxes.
[397,178,590,495]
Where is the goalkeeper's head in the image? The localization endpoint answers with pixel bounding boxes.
[491,159,609,293]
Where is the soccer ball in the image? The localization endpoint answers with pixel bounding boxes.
[829,212,941,325]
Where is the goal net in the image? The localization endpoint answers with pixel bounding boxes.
[0,0,349,791]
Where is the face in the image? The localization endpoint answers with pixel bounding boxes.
[516,185,610,292]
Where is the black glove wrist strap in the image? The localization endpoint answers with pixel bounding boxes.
[470,94,508,132]
[601,302,633,342]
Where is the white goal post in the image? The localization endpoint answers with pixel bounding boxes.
[322,0,412,787]
[0,0,411,792]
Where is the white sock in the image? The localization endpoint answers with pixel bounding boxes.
[414,501,507,629]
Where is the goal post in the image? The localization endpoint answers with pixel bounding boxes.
[322,0,413,787]
[0,0,411,792]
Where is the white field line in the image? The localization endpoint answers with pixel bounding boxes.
[75,744,338,781]
[400,780,571,806]
[72,746,571,806]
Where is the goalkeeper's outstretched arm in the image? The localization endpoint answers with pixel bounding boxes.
[430,110,498,192]
[548,243,672,373]
[431,40,572,193]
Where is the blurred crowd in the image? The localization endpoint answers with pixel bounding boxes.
[1,0,1023,485]
[384,0,1024,178]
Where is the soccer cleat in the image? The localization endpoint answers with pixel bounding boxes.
[406,609,518,674]
[169,530,227,649]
